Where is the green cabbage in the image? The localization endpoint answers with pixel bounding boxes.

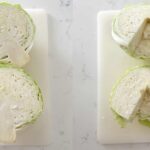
[110,65,150,127]
[112,4,150,59]
[111,109,127,128]
[0,62,43,129]
[0,2,35,66]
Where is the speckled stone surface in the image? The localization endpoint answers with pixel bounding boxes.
[1,0,150,150]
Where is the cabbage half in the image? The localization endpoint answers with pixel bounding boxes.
[0,2,35,66]
[110,66,150,127]
[112,5,150,59]
[0,63,43,143]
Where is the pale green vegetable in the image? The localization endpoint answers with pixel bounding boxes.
[110,66,150,127]
[0,101,16,143]
[112,5,150,59]
[0,2,35,66]
[111,109,126,128]
[0,63,43,143]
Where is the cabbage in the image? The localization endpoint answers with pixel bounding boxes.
[112,5,150,59]
[110,66,150,127]
[111,109,127,128]
[0,62,43,143]
[109,67,137,127]
[0,2,35,66]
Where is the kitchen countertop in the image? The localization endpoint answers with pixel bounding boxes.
[1,0,150,150]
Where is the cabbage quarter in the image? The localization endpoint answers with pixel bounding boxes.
[112,5,150,59]
[0,3,35,66]
[0,63,43,143]
[110,66,150,127]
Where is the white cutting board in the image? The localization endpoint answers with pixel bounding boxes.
[97,11,150,144]
[3,9,50,146]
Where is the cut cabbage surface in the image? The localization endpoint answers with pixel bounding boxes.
[0,63,43,143]
[112,5,150,59]
[110,66,150,127]
[0,2,35,66]
[0,101,16,143]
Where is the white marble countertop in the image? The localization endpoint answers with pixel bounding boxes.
[1,0,150,150]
